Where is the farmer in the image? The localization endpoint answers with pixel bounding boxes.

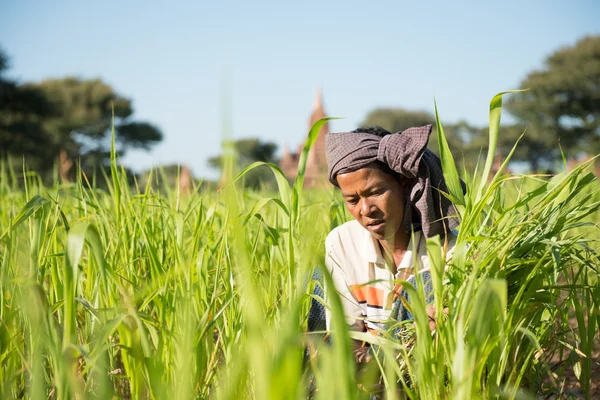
[312,124,461,346]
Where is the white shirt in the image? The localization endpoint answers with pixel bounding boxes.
[324,219,455,332]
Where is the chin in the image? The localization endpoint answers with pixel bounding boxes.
[366,229,393,242]
[367,231,384,241]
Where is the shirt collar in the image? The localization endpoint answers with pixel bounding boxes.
[361,228,385,265]
[360,226,421,268]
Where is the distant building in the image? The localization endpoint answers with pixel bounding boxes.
[280,87,330,187]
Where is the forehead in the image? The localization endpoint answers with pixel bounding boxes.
[336,165,394,192]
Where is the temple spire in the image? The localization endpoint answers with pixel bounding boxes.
[279,85,329,187]
[312,85,323,110]
[309,85,326,128]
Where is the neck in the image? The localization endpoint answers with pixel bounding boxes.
[378,229,410,273]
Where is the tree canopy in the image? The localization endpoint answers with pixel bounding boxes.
[506,35,600,170]
[1,48,163,182]
[28,77,162,173]
[208,138,278,189]
[360,107,487,169]
[0,49,56,170]
[361,35,600,173]
[360,108,434,133]
[3,34,599,183]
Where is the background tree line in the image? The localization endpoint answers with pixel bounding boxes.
[361,35,600,173]
[1,48,162,185]
[1,35,599,188]
[210,35,599,188]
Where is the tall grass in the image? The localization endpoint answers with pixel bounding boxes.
[0,93,598,399]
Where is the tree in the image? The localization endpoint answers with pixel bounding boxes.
[29,77,162,175]
[1,49,163,182]
[506,35,600,170]
[208,138,278,189]
[360,107,486,169]
[361,108,434,133]
[0,48,56,171]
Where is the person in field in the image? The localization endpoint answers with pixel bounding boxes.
[312,124,461,354]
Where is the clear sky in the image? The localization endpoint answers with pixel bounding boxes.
[1,0,599,179]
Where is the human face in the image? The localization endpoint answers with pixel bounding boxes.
[337,164,407,242]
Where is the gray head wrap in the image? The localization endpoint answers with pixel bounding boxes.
[325,125,462,238]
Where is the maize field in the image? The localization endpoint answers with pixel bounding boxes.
[1,93,599,399]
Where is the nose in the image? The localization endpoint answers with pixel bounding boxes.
[360,197,375,217]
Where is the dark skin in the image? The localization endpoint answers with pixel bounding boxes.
[337,163,411,278]
[336,163,445,364]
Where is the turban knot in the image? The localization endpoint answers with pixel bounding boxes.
[325,125,463,238]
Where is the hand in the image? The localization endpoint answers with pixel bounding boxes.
[424,305,449,331]
[353,345,372,363]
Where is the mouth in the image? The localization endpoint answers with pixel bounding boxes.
[366,220,385,233]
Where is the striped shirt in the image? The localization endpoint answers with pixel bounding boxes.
[324,220,454,333]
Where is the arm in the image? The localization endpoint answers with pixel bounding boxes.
[324,240,371,361]
[324,242,364,332]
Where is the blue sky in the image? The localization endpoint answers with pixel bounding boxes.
[1,1,599,179]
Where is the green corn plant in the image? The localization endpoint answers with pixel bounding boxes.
[0,91,598,399]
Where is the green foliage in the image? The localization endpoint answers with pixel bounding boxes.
[30,77,162,168]
[1,92,599,399]
[0,48,162,183]
[0,47,7,71]
[361,108,434,133]
[137,164,216,194]
[0,50,56,171]
[506,35,600,170]
[360,107,488,170]
[209,138,279,189]
[361,36,600,173]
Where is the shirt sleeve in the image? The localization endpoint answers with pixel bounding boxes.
[324,236,364,331]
